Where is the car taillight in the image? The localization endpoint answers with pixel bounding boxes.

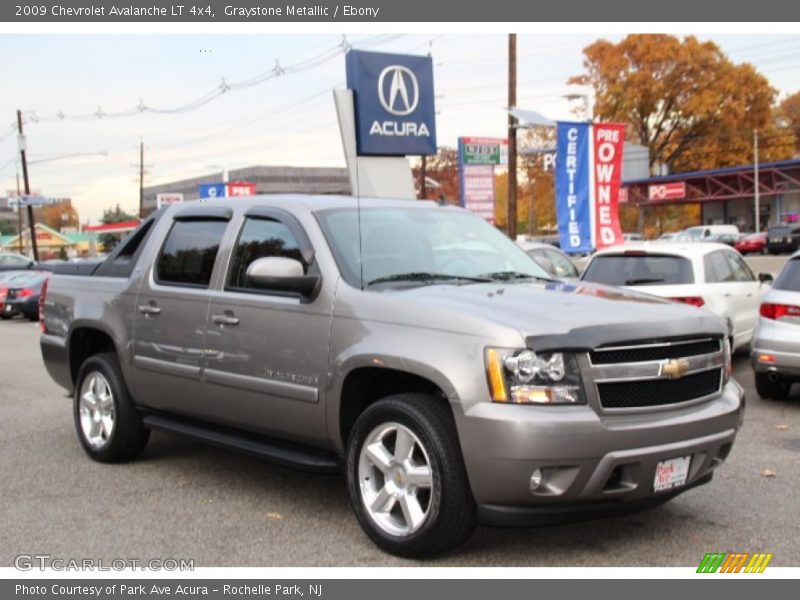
[669,296,705,307]
[16,288,34,298]
[760,302,800,320]
[38,278,48,333]
[0,286,6,300]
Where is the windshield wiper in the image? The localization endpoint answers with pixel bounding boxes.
[623,277,665,285]
[478,271,554,282]
[366,272,492,287]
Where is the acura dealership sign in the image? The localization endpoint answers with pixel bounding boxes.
[346,50,437,155]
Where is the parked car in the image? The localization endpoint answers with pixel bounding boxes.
[751,250,800,399]
[40,197,744,558]
[0,253,35,272]
[516,240,580,279]
[735,232,768,255]
[658,232,679,241]
[581,242,772,353]
[766,224,800,255]
[1,270,49,321]
[705,232,741,247]
[622,233,644,242]
[678,225,740,241]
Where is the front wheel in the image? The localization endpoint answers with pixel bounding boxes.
[74,352,150,462]
[755,372,791,400]
[346,394,477,558]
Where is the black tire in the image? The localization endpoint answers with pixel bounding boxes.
[73,352,150,462]
[346,393,477,558]
[755,372,791,400]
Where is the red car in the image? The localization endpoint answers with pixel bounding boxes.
[735,231,768,255]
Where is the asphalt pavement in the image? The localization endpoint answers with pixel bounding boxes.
[0,316,798,568]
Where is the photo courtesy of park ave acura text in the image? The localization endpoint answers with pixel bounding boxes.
[0,13,799,575]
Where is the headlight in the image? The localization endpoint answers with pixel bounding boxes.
[485,347,586,405]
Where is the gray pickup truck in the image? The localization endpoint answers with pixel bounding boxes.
[40,195,744,558]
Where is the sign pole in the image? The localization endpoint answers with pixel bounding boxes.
[16,109,38,262]
[507,34,518,239]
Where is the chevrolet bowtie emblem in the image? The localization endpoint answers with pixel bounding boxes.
[662,358,691,379]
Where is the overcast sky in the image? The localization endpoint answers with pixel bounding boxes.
[1,33,799,222]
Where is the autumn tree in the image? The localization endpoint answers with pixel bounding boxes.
[411,147,461,203]
[34,200,79,231]
[777,91,800,155]
[570,35,795,173]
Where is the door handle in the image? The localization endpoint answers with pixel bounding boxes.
[723,293,733,297]
[212,313,240,326]
[138,304,161,316]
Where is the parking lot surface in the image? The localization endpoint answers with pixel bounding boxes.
[1,316,799,567]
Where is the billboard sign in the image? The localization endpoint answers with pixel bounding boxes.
[346,50,437,156]
[198,183,226,200]
[156,193,184,208]
[648,181,686,201]
[555,121,625,253]
[460,137,508,165]
[226,182,256,197]
[461,165,496,224]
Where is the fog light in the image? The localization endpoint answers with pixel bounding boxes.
[530,468,543,491]
[758,353,776,364]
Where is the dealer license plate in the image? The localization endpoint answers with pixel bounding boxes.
[653,456,691,492]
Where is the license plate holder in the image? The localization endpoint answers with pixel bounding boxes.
[653,456,691,493]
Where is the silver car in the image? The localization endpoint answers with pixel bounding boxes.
[752,250,800,399]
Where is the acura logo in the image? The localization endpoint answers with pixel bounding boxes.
[377,65,419,116]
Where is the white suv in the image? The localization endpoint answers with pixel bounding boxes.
[581,242,772,352]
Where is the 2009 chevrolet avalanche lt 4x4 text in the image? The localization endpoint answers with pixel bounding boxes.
[40,195,745,557]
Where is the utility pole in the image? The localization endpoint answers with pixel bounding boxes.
[15,165,24,256]
[139,138,145,218]
[507,33,518,240]
[17,109,39,262]
[419,155,427,200]
[754,129,760,232]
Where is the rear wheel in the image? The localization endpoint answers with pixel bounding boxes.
[74,352,150,462]
[755,372,791,400]
[346,393,477,558]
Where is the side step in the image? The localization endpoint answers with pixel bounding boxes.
[141,414,342,474]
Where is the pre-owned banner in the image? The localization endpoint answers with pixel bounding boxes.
[555,122,593,254]
[592,123,625,249]
[555,121,625,253]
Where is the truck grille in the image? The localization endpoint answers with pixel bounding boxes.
[597,368,722,409]
[590,338,721,365]
[587,337,725,410]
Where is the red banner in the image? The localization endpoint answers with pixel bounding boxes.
[226,182,256,197]
[592,123,625,249]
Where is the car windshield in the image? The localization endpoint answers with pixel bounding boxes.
[683,227,704,240]
[316,206,551,288]
[774,258,800,292]
[581,254,695,286]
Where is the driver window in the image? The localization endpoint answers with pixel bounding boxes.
[227,217,306,290]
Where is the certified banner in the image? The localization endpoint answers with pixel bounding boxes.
[555,121,625,253]
[555,122,592,253]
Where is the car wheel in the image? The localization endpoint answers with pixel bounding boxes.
[74,352,150,462]
[346,393,477,558]
[755,372,791,400]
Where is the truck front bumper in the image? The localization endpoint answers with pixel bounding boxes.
[455,380,744,525]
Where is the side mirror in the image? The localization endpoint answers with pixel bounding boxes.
[758,272,774,284]
[245,256,320,297]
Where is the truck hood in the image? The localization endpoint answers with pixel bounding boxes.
[397,280,726,350]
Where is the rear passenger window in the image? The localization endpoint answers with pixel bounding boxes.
[704,251,735,283]
[157,220,227,287]
[724,252,755,282]
[227,217,307,290]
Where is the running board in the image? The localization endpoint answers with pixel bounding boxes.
[141,414,342,474]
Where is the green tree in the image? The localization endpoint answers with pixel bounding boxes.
[99,204,138,251]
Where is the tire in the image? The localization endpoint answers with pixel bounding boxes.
[346,393,477,558]
[73,352,150,462]
[755,372,791,400]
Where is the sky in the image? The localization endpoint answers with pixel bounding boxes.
[1,33,799,223]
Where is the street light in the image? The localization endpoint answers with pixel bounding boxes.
[206,163,229,184]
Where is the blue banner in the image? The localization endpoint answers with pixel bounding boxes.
[346,50,437,156]
[555,122,592,254]
[198,183,226,199]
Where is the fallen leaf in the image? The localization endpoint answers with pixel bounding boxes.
[761,469,776,478]
[265,512,283,520]
[775,424,789,431]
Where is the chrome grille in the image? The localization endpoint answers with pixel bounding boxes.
[587,337,725,410]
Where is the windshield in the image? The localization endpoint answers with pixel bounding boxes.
[683,227,704,240]
[316,206,551,288]
[582,254,695,286]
